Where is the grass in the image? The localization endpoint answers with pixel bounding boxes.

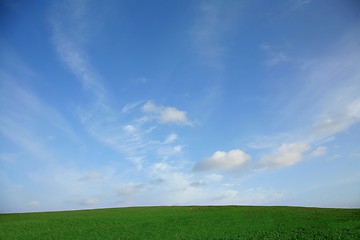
[0,206,359,239]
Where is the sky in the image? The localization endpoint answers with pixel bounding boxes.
[0,0,359,213]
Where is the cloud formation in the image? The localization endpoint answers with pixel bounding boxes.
[0,77,77,163]
[260,142,309,168]
[194,149,250,171]
[164,133,178,144]
[310,98,360,142]
[310,146,327,157]
[143,101,192,125]
[49,1,194,170]
[191,1,240,67]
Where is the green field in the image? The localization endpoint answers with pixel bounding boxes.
[0,206,359,239]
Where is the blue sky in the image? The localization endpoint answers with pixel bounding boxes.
[0,0,359,213]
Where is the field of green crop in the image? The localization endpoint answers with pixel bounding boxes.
[0,206,359,239]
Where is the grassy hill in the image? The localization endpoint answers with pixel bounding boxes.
[0,206,359,239]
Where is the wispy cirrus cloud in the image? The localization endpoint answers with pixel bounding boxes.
[50,0,106,101]
[291,0,312,10]
[191,0,241,67]
[164,133,178,144]
[122,100,145,113]
[308,98,360,143]
[253,31,360,169]
[195,32,360,173]
[50,1,149,167]
[260,43,289,67]
[49,0,193,169]
[310,146,326,157]
[0,72,77,162]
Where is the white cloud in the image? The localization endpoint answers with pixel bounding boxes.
[122,101,144,113]
[254,32,360,171]
[49,1,196,172]
[143,101,192,125]
[151,162,170,172]
[164,133,178,144]
[280,31,360,145]
[51,29,106,101]
[143,101,157,112]
[310,146,327,157]
[247,133,291,149]
[260,142,310,168]
[159,107,189,124]
[173,145,183,154]
[122,124,136,134]
[49,2,160,169]
[194,149,250,171]
[310,98,360,142]
[157,145,183,160]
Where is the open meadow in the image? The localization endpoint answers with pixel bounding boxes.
[0,206,359,239]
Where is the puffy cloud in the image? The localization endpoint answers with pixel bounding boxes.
[194,149,250,171]
[260,142,309,168]
[159,107,189,124]
[143,101,192,125]
[310,146,327,157]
